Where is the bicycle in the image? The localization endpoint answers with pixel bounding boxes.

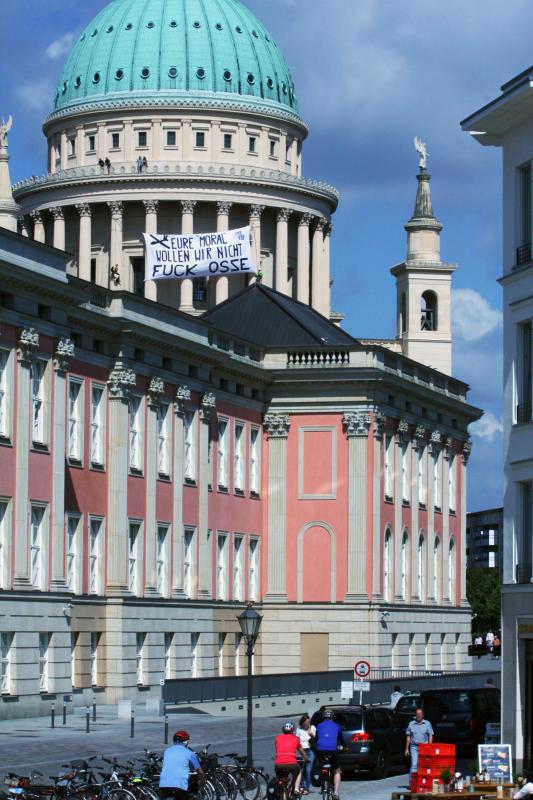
[266,768,297,800]
[317,756,335,800]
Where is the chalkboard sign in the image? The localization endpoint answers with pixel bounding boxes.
[478,744,512,781]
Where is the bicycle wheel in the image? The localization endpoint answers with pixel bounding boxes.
[196,781,216,800]
[252,772,269,800]
[237,772,260,800]
[219,771,238,800]
[108,790,137,800]
[212,776,231,800]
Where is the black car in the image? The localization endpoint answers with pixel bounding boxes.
[312,704,406,779]
[394,687,501,750]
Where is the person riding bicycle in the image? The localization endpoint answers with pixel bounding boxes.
[275,721,308,796]
[160,730,205,800]
[315,709,344,800]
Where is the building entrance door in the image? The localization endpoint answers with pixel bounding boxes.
[300,633,329,672]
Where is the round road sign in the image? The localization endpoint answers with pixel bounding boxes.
[354,660,371,678]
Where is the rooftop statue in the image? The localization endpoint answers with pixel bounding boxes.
[0,115,13,149]
[414,136,428,170]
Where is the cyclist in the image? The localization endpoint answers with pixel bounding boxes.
[275,721,308,796]
[315,709,344,800]
[160,730,205,800]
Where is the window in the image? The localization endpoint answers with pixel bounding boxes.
[218,633,226,676]
[233,536,244,600]
[192,277,207,302]
[518,321,533,422]
[249,538,259,601]
[234,423,244,492]
[88,135,96,152]
[433,451,441,509]
[384,434,393,499]
[400,531,409,600]
[401,442,410,503]
[89,517,103,594]
[421,291,437,331]
[519,162,532,260]
[250,427,260,495]
[418,448,427,506]
[156,524,169,596]
[166,130,177,147]
[90,385,105,466]
[0,633,12,694]
[66,514,81,593]
[164,632,173,679]
[184,411,196,481]
[448,454,456,512]
[68,379,83,462]
[157,403,170,476]
[248,136,256,153]
[39,633,50,692]
[90,632,100,686]
[0,349,11,439]
[217,418,229,488]
[69,138,76,156]
[128,522,141,594]
[433,536,441,601]
[0,500,8,589]
[417,534,425,600]
[129,396,143,471]
[190,632,199,678]
[384,529,393,602]
[136,632,146,684]
[138,131,147,148]
[70,632,78,687]
[31,360,46,445]
[183,528,196,599]
[217,533,228,600]
[270,140,276,157]
[111,132,120,149]
[448,539,456,601]
[30,505,45,589]
[195,131,205,148]
[223,133,232,150]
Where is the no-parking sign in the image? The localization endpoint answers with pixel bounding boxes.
[354,660,371,679]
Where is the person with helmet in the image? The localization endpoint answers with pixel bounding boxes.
[159,730,204,800]
[274,721,308,795]
[315,709,344,800]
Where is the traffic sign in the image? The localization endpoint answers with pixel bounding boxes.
[354,660,371,678]
[355,681,370,692]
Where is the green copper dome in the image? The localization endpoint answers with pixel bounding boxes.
[51,0,300,122]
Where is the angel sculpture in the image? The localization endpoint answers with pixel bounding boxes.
[0,115,13,149]
[414,136,428,170]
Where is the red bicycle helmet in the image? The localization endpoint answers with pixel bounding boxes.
[173,730,190,742]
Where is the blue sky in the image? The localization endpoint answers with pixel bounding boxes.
[2,0,526,512]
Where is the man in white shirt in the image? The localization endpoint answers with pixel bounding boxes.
[486,631,495,650]
[390,685,403,709]
[514,780,533,799]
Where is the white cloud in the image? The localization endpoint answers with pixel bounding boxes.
[470,412,503,442]
[16,81,55,112]
[452,288,502,342]
[46,32,76,60]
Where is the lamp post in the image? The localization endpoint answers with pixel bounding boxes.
[237,603,263,767]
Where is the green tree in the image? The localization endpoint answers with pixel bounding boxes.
[466,568,501,633]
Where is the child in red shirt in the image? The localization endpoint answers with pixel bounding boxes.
[274,722,308,795]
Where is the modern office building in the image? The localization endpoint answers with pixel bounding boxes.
[466,507,503,571]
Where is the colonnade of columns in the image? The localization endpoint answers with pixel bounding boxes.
[20,201,332,317]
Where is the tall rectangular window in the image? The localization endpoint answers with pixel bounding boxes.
[520,162,532,254]
[434,451,441,509]
[0,500,8,590]
[30,505,45,589]
[66,514,81,593]
[128,522,141,594]
[39,633,50,692]
[31,360,46,445]
[249,538,259,601]
[418,448,427,506]
[233,536,244,601]
[401,442,410,503]
[248,136,256,153]
[89,517,103,594]
[190,632,199,678]
[88,135,96,152]
[111,132,120,149]
[448,454,456,512]
[157,403,170,477]
[138,131,147,148]
[166,130,177,147]
[223,133,232,150]
[234,423,244,492]
[0,349,11,439]
[217,418,228,488]
[68,379,83,462]
[70,632,78,687]
[518,321,533,422]
[249,427,260,495]
[136,632,146,685]
[129,396,143,471]
[218,632,226,677]
[0,632,12,695]
[183,528,196,599]
[183,412,196,481]
[195,131,205,148]
[164,632,173,679]
[384,434,393,499]
[90,632,100,686]
[217,533,228,600]
[156,524,169,597]
[90,385,105,466]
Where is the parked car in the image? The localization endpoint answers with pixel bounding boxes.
[311,704,407,778]
[394,687,501,751]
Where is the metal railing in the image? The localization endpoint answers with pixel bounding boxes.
[516,242,532,267]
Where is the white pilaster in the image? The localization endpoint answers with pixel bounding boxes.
[215,201,232,305]
[76,126,85,167]
[31,210,45,243]
[263,414,290,601]
[18,216,30,238]
[198,393,216,598]
[460,440,471,605]
[372,412,385,598]
[297,213,311,304]
[179,200,197,312]
[343,412,371,601]
[311,217,326,314]
[145,377,164,594]
[108,201,124,290]
[76,203,92,282]
[51,207,65,250]
[172,386,190,598]
[250,204,265,282]
[394,419,409,600]
[442,436,452,602]
[428,430,441,602]
[143,200,159,301]
[275,209,292,296]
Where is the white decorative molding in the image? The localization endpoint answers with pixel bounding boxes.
[108,200,124,218]
[200,391,216,421]
[299,212,313,227]
[108,363,136,400]
[17,327,39,363]
[343,412,371,438]
[429,429,442,454]
[217,201,232,216]
[174,384,191,415]
[147,376,164,407]
[30,210,43,225]
[444,435,454,460]
[143,199,160,214]
[50,206,64,220]
[461,438,472,464]
[277,208,292,223]
[413,424,427,450]
[396,418,410,443]
[264,414,291,439]
[373,410,386,439]
[250,204,265,220]
[181,200,197,214]
[54,338,75,373]
[76,202,91,217]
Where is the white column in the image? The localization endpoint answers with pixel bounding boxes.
[13,329,39,589]
[394,420,409,600]
[263,414,290,601]
[60,131,68,171]
[428,431,440,602]
[343,412,371,600]
[179,200,197,312]
[311,217,326,314]
[76,203,92,281]
[18,216,30,238]
[460,441,471,605]
[76,126,85,167]
[291,137,298,176]
[215,201,232,305]
[198,393,216,598]
[297,213,311,304]
[51,207,65,250]
[323,222,332,317]
[442,438,451,602]
[372,411,385,598]
[411,430,424,600]
[145,378,164,594]
[31,210,45,243]
[106,363,136,594]
[50,339,75,590]
[249,204,265,282]
[143,200,159,301]
[108,201,124,290]
[172,386,189,598]
[275,209,292,296]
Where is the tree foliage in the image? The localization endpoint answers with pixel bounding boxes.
[466,568,501,632]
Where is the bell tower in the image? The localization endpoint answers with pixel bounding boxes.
[391,142,456,375]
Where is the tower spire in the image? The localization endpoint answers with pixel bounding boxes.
[0,115,20,233]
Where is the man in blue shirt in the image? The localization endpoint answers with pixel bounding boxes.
[316,709,344,800]
[405,709,434,776]
[160,730,204,800]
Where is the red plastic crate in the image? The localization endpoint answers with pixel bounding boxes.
[419,743,456,757]
[417,766,454,777]
[413,775,441,794]
[411,772,418,792]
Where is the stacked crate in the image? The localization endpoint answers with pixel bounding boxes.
[412,743,456,793]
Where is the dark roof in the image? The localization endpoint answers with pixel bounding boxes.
[202,283,356,348]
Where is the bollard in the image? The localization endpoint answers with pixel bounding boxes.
[86,706,90,733]
[51,702,55,729]
[62,702,67,726]
[92,698,96,722]
[164,714,168,745]
[130,709,135,739]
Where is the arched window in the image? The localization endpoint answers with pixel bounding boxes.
[433,535,441,601]
[417,533,426,600]
[384,528,393,602]
[421,291,438,331]
[400,292,407,335]
[448,538,456,602]
[401,530,409,600]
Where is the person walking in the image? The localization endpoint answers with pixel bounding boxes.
[486,630,495,652]
[104,157,111,174]
[296,714,316,795]
[405,708,434,776]
[137,156,144,173]
[142,156,148,171]
[159,730,204,800]
[390,685,403,709]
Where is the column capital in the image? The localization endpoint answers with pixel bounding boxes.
[174,383,191,415]
[396,418,410,444]
[50,206,64,221]
[277,208,292,223]
[147,376,165,407]
[443,435,454,461]
[200,391,216,422]
[250,204,265,220]
[313,216,327,232]
[108,363,136,400]
[412,424,427,450]
[76,203,92,217]
[373,410,386,439]
[461,438,472,465]
[428,429,443,454]
[325,220,333,236]
[17,327,39,364]
[30,210,43,224]
[54,338,75,373]
[343,411,371,438]
[108,201,124,218]
[264,413,290,439]
[217,201,233,216]
[181,200,197,214]
[143,199,160,214]
[299,212,313,227]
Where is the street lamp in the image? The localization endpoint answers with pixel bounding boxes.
[237,603,263,767]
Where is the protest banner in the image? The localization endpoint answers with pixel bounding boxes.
[143,225,255,282]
